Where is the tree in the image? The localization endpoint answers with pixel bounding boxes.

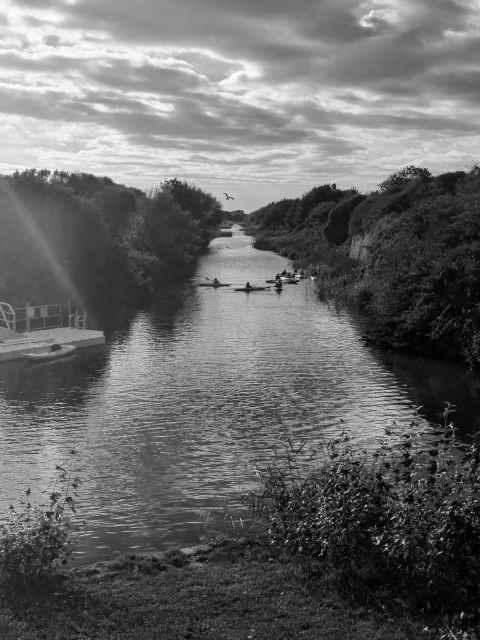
[378,165,432,193]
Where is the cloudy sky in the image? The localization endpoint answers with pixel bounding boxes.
[0,0,479,211]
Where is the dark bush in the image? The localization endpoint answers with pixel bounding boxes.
[323,194,365,245]
[378,165,432,193]
[251,413,480,616]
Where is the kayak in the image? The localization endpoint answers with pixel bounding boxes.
[281,277,299,284]
[198,283,231,287]
[234,286,270,292]
[23,344,76,362]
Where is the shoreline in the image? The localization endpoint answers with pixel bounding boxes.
[246,223,478,370]
[0,537,442,639]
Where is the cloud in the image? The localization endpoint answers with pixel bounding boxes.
[1,0,479,210]
[42,33,62,46]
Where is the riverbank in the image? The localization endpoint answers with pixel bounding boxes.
[246,167,480,369]
[0,538,448,640]
[2,413,479,639]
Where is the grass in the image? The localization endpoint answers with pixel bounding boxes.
[0,539,429,640]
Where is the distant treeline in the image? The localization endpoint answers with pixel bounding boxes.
[0,170,222,327]
[221,209,247,225]
[247,166,480,368]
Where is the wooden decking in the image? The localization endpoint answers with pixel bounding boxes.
[0,327,105,362]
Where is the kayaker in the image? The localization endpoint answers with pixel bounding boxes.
[213,278,220,285]
[245,281,252,290]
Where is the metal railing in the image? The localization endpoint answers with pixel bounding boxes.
[0,301,88,333]
[68,309,87,329]
[14,303,64,332]
[0,301,16,332]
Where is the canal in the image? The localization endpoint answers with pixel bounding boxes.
[0,226,479,561]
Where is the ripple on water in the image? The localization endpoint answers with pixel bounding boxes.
[0,227,478,562]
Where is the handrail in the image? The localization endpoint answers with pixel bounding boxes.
[0,301,16,332]
[0,301,87,333]
[69,309,87,329]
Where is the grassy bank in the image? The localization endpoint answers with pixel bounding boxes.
[0,539,443,640]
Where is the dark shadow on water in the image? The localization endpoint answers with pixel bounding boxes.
[336,305,480,433]
[0,347,107,407]
[149,281,198,335]
[376,348,480,434]
[103,281,198,345]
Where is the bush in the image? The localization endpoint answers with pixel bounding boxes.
[0,454,79,590]
[250,410,480,617]
[378,165,432,193]
[363,193,480,367]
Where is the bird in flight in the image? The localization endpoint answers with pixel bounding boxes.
[224,192,235,200]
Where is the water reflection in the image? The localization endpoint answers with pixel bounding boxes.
[0,348,106,405]
[0,226,478,562]
[376,349,480,432]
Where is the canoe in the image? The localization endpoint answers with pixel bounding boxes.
[198,283,231,287]
[23,344,76,362]
[233,286,270,292]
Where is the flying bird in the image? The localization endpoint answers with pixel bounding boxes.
[223,192,235,200]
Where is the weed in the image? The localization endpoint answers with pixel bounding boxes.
[0,450,79,592]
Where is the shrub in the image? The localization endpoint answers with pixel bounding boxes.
[0,454,79,590]
[378,165,432,193]
[250,410,480,617]
[363,194,480,367]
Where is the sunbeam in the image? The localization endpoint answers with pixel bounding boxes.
[0,176,87,311]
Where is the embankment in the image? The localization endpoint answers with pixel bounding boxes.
[246,167,480,368]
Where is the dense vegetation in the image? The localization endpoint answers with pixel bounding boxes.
[251,413,480,633]
[247,166,480,367]
[0,170,221,327]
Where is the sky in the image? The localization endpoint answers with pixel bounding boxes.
[0,0,479,212]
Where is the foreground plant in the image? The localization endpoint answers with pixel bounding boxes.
[250,408,480,620]
[0,450,79,591]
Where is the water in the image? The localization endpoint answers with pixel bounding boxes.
[0,226,479,562]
